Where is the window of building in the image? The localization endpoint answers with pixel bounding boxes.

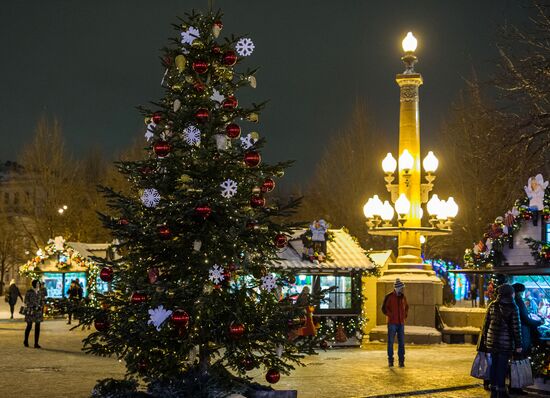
[3,192,9,205]
[319,275,353,310]
[13,192,19,205]
[546,222,550,243]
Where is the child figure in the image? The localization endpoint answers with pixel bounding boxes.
[525,174,548,211]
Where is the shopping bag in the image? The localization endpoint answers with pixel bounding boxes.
[510,358,533,388]
[470,351,491,379]
[18,305,27,315]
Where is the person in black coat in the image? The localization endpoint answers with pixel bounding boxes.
[511,283,544,395]
[479,283,522,398]
[7,279,23,319]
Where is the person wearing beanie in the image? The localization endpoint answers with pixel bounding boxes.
[381,278,409,367]
[478,283,522,398]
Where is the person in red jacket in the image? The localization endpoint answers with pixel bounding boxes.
[382,278,409,367]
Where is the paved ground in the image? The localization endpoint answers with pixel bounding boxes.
[0,298,542,398]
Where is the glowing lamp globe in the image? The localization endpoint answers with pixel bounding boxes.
[402,32,418,53]
[398,149,414,172]
[394,193,411,216]
[427,194,441,216]
[371,195,384,217]
[423,151,439,173]
[363,198,374,219]
[436,200,448,220]
[382,153,397,174]
[446,197,459,218]
[381,200,395,221]
[420,235,426,245]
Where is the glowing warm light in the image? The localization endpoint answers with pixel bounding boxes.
[399,149,414,172]
[446,197,459,218]
[381,200,395,221]
[423,151,439,173]
[58,208,64,214]
[427,194,441,216]
[63,205,68,210]
[36,249,43,257]
[382,153,397,174]
[420,235,426,244]
[363,198,374,219]
[371,195,384,216]
[395,193,411,215]
[436,200,448,220]
[402,32,417,53]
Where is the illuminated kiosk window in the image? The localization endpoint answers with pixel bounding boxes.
[511,275,550,338]
[546,222,550,243]
[42,273,64,298]
[320,275,352,310]
[65,272,88,297]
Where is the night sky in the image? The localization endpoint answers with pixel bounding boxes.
[0,0,527,185]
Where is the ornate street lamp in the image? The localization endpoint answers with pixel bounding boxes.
[363,32,458,270]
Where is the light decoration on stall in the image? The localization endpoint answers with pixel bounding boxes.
[463,174,549,269]
[425,258,469,301]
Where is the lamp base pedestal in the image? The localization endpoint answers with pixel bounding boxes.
[368,265,443,345]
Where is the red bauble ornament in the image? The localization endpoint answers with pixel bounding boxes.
[320,340,329,350]
[227,263,238,272]
[244,151,261,167]
[523,212,532,220]
[214,20,223,30]
[192,60,209,74]
[131,292,147,304]
[274,234,288,248]
[212,45,221,54]
[222,50,238,66]
[138,166,153,175]
[544,214,550,222]
[544,250,550,260]
[99,267,113,282]
[148,267,159,284]
[152,112,163,124]
[171,309,190,329]
[94,319,110,332]
[265,369,280,384]
[222,96,238,109]
[153,141,171,158]
[246,220,258,230]
[195,205,212,219]
[117,218,129,226]
[194,82,206,93]
[226,123,241,139]
[261,178,275,193]
[242,357,255,371]
[158,225,172,240]
[195,108,209,123]
[229,323,245,339]
[250,195,266,208]
[223,269,232,283]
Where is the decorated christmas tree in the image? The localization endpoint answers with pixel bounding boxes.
[80,10,319,397]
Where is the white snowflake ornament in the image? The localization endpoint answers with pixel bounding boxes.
[210,89,225,104]
[240,133,258,150]
[261,273,277,292]
[209,265,225,284]
[145,121,156,142]
[181,26,200,45]
[220,179,238,198]
[183,125,201,146]
[147,305,173,331]
[236,38,255,57]
[141,188,161,208]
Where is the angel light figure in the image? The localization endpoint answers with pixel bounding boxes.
[525,174,548,211]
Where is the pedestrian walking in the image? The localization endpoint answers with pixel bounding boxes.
[6,279,23,319]
[23,279,44,348]
[470,284,478,307]
[67,280,82,325]
[478,283,522,398]
[382,278,409,367]
[510,283,543,395]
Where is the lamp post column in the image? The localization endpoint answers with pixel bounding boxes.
[395,74,424,266]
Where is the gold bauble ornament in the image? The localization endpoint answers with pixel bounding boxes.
[275,169,285,178]
[144,117,151,125]
[178,174,192,190]
[252,186,261,194]
[248,75,257,88]
[247,113,259,123]
[250,131,260,140]
[175,55,187,72]
[171,84,183,92]
[191,40,204,49]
